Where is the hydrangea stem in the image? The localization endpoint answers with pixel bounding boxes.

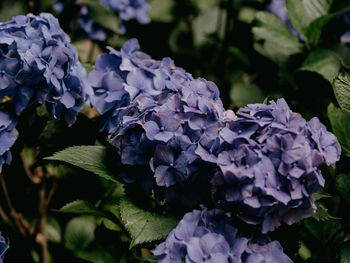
[20,151,41,185]
[0,205,10,226]
[0,162,57,263]
[34,167,57,263]
[0,173,34,237]
[36,174,49,263]
[219,0,235,107]
[70,3,85,39]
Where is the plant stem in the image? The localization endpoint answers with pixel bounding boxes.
[0,173,34,237]
[0,205,10,225]
[20,151,41,185]
[36,175,48,263]
[218,0,234,107]
[70,3,85,39]
[185,16,200,62]
[33,167,57,263]
[1,161,57,263]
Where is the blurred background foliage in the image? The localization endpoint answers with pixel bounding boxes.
[1,0,350,262]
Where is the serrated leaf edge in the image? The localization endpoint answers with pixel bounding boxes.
[119,198,175,248]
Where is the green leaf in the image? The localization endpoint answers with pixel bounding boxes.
[55,200,118,223]
[253,40,289,65]
[46,215,62,243]
[195,0,219,11]
[65,216,96,252]
[311,187,337,224]
[45,145,120,183]
[302,0,332,21]
[85,0,120,34]
[31,250,54,263]
[99,204,122,231]
[327,103,350,156]
[193,7,223,45]
[312,189,331,201]
[192,0,225,44]
[286,0,332,43]
[332,44,350,67]
[145,255,158,263]
[99,181,125,205]
[286,0,343,45]
[39,119,66,148]
[333,64,350,115]
[304,218,342,243]
[306,6,350,45]
[119,198,179,248]
[65,216,116,263]
[238,7,257,24]
[252,11,302,63]
[341,242,350,263]
[336,174,350,205]
[299,49,340,82]
[313,202,339,221]
[299,242,312,260]
[76,244,115,263]
[285,0,311,37]
[149,0,174,22]
[35,104,49,117]
[253,12,302,51]
[306,12,338,45]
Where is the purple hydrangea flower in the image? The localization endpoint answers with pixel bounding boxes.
[0,13,88,125]
[88,39,224,207]
[267,0,289,25]
[210,99,341,233]
[0,233,8,263]
[89,38,341,223]
[153,207,293,263]
[78,6,109,41]
[244,241,293,263]
[53,0,109,41]
[101,0,150,34]
[54,0,150,38]
[0,111,18,172]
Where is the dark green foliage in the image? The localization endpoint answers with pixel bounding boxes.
[119,198,178,248]
[328,103,350,156]
[45,145,122,183]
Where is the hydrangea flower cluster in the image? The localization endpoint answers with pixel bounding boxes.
[0,233,8,263]
[88,38,224,206]
[53,0,110,41]
[211,99,341,233]
[54,0,150,39]
[154,207,293,263]
[0,13,88,126]
[101,0,150,33]
[0,111,18,172]
[89,39,341,228]
[0,13,87,171]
